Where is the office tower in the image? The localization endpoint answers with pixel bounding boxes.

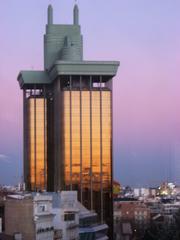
[18,4,119,237]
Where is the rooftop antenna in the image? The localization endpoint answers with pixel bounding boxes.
[48,4,53,25]
[73,0,79,25]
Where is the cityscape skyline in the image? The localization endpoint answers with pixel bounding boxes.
[0,0,180,187]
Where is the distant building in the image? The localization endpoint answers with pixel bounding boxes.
[133,188,157,199]
[5,194,54,240]
[120,222,133,240]
[145,199,162,216]
[113,181,121,198]
[158,182,173,196]
[114,198,150,239]
[149,188,157,197]
[145,197,180,227]
[162,202,180,225]
[133,189,140,198]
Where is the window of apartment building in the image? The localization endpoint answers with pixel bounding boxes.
[64,213,75,221]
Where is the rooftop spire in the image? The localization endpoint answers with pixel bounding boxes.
[73,3,79,25]
[48,5,53,25]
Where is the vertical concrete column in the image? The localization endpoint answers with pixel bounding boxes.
[70,76,72,190]
[43,85,47,190]
[34,85,37,191]
[80,76,83,203]
[90,76,93,210]
[100,76,103,223]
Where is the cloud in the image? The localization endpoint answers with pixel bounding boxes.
[0,154,11,163]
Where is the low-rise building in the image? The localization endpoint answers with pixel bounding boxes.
[4,191,108,240]
[114,198,150,239]
[52,191,79,240]
[145,198,162,215]
[5,193,55,240]
[52,191,108,240]
[162,201,180,225]
[78,202,108,240]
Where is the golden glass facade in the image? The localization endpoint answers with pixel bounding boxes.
[63,89,112,216]
[28,98,47,190]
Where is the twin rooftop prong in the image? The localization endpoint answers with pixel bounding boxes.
[48,3,79,26]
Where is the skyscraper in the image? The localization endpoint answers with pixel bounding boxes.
[18,4,119,237]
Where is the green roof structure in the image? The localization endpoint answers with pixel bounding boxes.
[17,4,119,89]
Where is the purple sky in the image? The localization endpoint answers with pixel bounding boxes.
[0,0,180,186]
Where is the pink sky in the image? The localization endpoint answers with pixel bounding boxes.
[0,0,180,186]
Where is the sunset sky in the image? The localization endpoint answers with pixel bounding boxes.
[0,0,180,186]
